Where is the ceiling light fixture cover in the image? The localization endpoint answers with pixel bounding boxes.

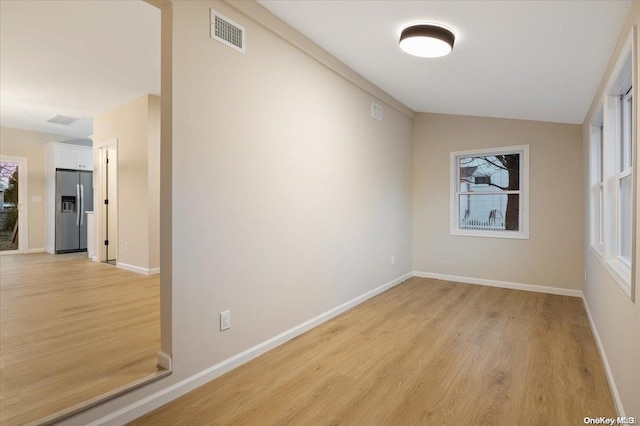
[399,24,455,58]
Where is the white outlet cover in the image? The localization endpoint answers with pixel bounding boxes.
[220,310,231,331]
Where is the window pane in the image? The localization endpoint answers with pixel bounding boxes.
[459,193,519,231]
[458,154,520,192]
[599,186,604,245]
[621,92,632,171]
[627,93,633,168]
[593,185,603,246]
[598,126,603,183]
[619,174,632,262]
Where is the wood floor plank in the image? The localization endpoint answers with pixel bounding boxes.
[130,278,616,425]
[0,252,160,426]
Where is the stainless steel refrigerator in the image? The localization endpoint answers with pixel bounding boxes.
[55,170,93,253]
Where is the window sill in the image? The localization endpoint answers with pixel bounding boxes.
[450,228,529,240]
[605,257,632,298]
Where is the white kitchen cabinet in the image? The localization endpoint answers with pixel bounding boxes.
[53,144,93,171]
[56,147,79,169]
[59,145,93,170]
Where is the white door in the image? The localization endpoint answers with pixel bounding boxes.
[105,147,118,263]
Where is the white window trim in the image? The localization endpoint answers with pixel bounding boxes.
[450,144,530,239]
[599,29,635,300]
[589,112,605,259]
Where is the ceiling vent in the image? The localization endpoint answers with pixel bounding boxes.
[45,114,80,125]
[210,9,245,53]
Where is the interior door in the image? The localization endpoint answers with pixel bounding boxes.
[104,148,117,263]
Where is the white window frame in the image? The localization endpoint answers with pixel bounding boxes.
[598,30,635,300]
[589,111,605,257]
[618,89,633,267]
[450,144,530,239]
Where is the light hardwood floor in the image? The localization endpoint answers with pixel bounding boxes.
[131,277,615,426]
[0,252,161,426]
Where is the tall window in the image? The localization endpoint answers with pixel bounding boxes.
[450,145,529,239]
[592,35,635,300]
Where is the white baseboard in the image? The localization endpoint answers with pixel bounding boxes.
[45,246,54,254]
[91,272,413,425]
[412,271,583,297]
[116,262,159,276]
[581,297,624,416]
[156,351,172,370]
[26,247,45,253]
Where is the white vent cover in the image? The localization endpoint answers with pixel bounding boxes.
[45,114,79,125]
[210,9,245,53]
[371,103,383,121]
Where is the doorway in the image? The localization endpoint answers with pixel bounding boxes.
[0,156,27,254]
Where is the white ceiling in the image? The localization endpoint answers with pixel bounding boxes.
[259,0,630,124]
[0,0,160,140]
[1,1,627,136]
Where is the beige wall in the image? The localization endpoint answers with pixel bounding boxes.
[413,113,584,290]
[92,94,160,272]
[0,126,68,250]
[582,1,640,416]
[164,0,413,378]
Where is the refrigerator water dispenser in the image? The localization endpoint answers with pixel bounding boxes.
[61,196,76,213]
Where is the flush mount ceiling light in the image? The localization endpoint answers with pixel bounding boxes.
[399,24,455,58]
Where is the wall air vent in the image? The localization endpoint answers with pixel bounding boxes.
[210,9,245,53]
[45,114,79,125]
[371,103,383,121]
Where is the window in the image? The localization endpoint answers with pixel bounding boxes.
[450,145,529,239]
[591,32,635,300]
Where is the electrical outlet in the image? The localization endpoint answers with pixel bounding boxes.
[124,242,129,251]
[391,255,395,265]
[220,310,231,331]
